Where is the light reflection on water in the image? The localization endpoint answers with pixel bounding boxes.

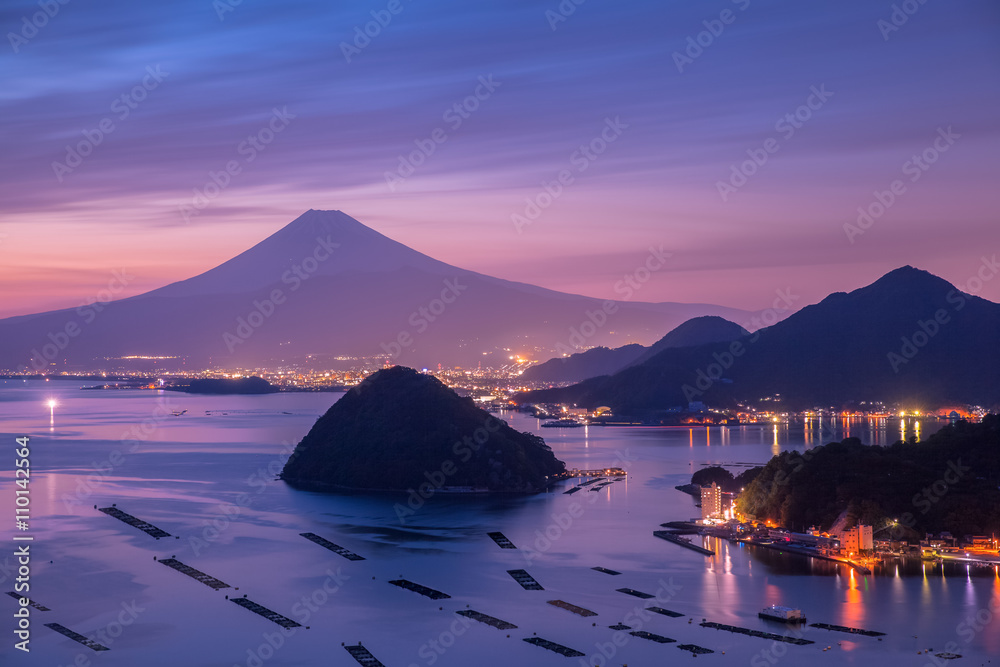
[0,380,989,666]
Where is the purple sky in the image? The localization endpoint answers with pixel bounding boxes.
[1,0,998,318]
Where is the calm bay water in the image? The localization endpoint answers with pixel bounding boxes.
[1,379,997,666]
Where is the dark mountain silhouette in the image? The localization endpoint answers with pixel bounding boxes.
[521,316,749,383]
[521,344,647,384]
[281,366,564,492]
[0,210,758,371]
[521,266,1000,411]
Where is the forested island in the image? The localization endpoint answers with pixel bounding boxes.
[736,416,1000,537]
[281,366,565,493]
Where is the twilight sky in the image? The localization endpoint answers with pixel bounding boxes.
[1,0,998,318]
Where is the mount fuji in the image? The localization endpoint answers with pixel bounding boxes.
[0,210,761,371]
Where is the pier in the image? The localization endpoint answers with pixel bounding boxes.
[158,558,230,590]
[44,623,109,651]
[300,532,365,560]
[740,539,871,574]
[388,579,450,600]
[230,598,302,629]
[99,507,170,538]
[653,530,715,556]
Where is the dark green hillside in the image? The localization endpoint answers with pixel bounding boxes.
[282,366,565,492]
[737,416,1000,537]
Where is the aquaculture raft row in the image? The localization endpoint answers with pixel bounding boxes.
[647,606,684,618]
[507,569,544,590]
[456,609,517,629]
[487,531,517,549]
[523,637,585,657]
[547,600,597,617]
[98,507,170,538]
[344,644,386,667]
[678,643,714,655]
[700,621,814,645]
[616,587,654,599]
[230,598,302,629]
[158,558,230,590]
[630,630,676,644]
[388,579,451,600]
[300,532,365,560]
[809,622,885,637]
[6,592,50,611]
[44,623,109,651]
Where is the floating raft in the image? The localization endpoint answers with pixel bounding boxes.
[588,482,613,491]
[6,592,50,611]
[456,609,517,630]
[523,637,585,657]
[99,507,170,538]
[647,606,684,618]
[563,487,583,495]
[548,600,597,617]
[700,621,814,645]
[230,598,302,629]
[809,622,885,637]
[300,532,365,561]
[388,579,451,600]
[507,569,544,590]
[487,532,517,549]
[44,623,109,651]
[344,644,386,667]
[579,478,605,487]
[616,587,654,599]
[592,566,621,575]
[609,623,631,630]
[653,530,714,556]
[158,558,230,590]
[630,630,676,644]
[678,643,714,655]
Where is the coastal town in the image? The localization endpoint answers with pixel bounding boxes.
[675,481,1000,575]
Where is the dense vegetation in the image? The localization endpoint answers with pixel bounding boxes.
[691,465,763,493]
[282,366,565,492]
[736,416,1000,538]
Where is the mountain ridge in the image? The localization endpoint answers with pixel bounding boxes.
[520,266,1000,411]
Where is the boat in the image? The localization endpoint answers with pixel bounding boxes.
[541,418,584,428]
[758,605,806,624]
